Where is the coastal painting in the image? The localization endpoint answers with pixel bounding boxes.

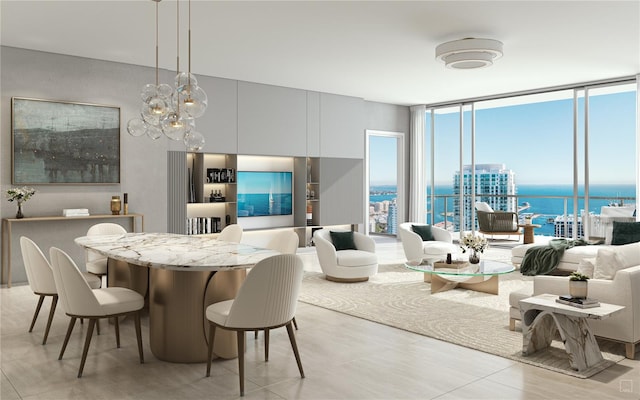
[11,97,120,184]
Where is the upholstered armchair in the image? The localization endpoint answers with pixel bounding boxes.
[398,223,458,263]
[313,229,378,282]
[475,202,520,238]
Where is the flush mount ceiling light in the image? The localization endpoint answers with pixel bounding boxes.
[435,38,503,69]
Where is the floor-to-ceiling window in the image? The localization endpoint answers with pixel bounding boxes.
[583,83,637,238]
[366,130,404,235]
[474,91,575,236]
[423,78,638,239]
[427,106,461,230]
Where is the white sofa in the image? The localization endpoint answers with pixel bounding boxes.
[398,223,458,263]
[313,229,378,282]
[511,238,603,273]
[510,241,640,359]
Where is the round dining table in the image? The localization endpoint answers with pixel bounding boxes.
[75,232,279,363]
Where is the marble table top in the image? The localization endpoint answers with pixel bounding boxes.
[75,232,279,271]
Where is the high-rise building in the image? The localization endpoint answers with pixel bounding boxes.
[387,199,397,234]
[453,164,517,231]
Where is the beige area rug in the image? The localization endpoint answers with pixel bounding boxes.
[299,264,626,379]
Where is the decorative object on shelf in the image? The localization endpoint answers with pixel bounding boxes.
[568,271,590,299]
[123,192,129,215]
[206,168,235,183]
[209,190,225,202]
[6,186,35,219]
[110,195,122,215]
[435,38,503,69]
[459,232,488,264]
[306,204,313,226]
[12,97,120,184]
[127,0,207,151]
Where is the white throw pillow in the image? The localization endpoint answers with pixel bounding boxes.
[475,202,493,213]
[614,241,640,267]
[593,249,625,280]
[576,257,596,278]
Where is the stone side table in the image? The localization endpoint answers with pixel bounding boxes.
[519,293,624,376]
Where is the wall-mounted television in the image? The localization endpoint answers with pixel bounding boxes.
[237,171,293,217]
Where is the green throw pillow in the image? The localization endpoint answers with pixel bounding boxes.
[611,221,640,245]
[330,231,357,251]
[411,224,434,241]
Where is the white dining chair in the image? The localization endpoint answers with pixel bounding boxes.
[85,223,127,283]
[217,224,243,242]
[49,247,144,378]
[20,236,101,345]
[256,230,300,337]
[205,254,305,396]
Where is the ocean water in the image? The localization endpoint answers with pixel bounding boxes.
[238,193,293,217]
[370,184,636,236]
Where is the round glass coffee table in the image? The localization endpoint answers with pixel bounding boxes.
[405,258,515,295]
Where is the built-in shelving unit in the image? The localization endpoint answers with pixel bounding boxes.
[293,157,321,246]
[186,152,238,234]
[169,151,363,244]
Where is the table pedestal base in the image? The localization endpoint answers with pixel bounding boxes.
[425,273,499,295]
[521,308,609,373]
[149,268,246,363]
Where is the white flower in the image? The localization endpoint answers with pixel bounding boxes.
[6,187,36,203]
[459,232,488,253]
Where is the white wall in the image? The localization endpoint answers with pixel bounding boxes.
[1,46,410,285]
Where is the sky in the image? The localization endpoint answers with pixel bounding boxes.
[369,85,637,187]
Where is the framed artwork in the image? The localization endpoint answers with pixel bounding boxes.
[11,97,121,184]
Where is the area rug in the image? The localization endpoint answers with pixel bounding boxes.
[299,264,626,378]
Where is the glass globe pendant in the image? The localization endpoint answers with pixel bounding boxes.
[161,111,187,140]
[127,118,148,137]
[147,124,163,140]
[184,129,205,151]
[177,84,208,118]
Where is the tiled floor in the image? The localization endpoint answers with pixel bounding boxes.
[1,236,638,399]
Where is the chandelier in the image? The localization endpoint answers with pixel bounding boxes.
[127,0,207,151]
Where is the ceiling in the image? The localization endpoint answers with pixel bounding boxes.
[2,1,639,106]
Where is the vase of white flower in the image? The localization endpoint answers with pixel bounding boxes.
[16,201,24,219]
[6,187,36,219]
[460,232,488,264]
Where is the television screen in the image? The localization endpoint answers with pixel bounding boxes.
[237,171,293,217]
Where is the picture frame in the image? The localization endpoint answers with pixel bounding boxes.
[11,97,121,184]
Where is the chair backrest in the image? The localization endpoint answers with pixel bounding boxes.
[226,254,304,329]
[475,202,494,213]
[266,230,299,254]
[218,224,243,242]
[20,236,57,295]
[49,247,101,316]
[86,223,127,263]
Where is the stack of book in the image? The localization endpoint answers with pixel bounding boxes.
[62,208,90,217]
[555,295,600,308]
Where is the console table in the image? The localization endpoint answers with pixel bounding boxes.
[1,213,144,288]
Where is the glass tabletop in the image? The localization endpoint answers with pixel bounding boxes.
[405,258,515,277]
